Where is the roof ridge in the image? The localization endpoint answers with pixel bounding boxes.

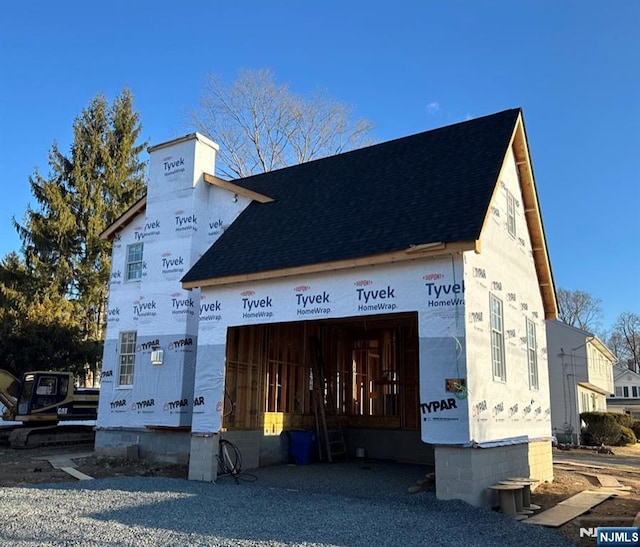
[230,107,522,188]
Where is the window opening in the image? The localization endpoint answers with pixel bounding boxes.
[507,190,516,237]
[126,243,144,281]
[527,319,539,389]
[490,294,506,381]
[119,331,137,386]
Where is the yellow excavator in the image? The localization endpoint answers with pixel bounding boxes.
[0,369,99,448]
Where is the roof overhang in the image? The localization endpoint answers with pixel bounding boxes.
[578,381,613,397]
[614,367,640,381]
[100,195,147,241]
[203,173,274,203]
[480,111,558,320]
[147,132,219,153]
[98,171,274,243]
[588,336,618,363]
[607,398,640,407]
[182,240,478,289]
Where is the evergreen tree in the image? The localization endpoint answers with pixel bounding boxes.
[2,89,146,381]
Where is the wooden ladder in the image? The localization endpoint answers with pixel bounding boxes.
[309,336,348,463]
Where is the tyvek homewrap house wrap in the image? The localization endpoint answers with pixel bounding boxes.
[97,108,557,507]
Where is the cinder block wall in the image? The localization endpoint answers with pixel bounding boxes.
[345,429,435,464]
[95,428,190,464]
[219,430,262,470]
[435,441,552,507]
[188,434,220,482]
[188,431,266,482]
[528,440,554,487]
[222,428,435,469]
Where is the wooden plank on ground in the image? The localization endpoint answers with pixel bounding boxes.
[553,460,606,470]
[60,466,94,481]
[557,490,614,508]
[525,491,613,527]
[47,458,78,469]
[572,471,629,489]
[600,488,630,496]
[595,474,622,488]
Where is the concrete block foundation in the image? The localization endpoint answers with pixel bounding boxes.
[435,440,553,507]
[95,428,190,464]
[188,434,220,482]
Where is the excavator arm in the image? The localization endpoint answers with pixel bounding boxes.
[0,369,21,421]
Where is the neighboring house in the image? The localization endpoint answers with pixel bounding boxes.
[607,365,640,419]
[546,321,616,444]
[97,108,557,507]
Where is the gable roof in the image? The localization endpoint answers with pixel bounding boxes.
[178,108,555,317]
[100,195,147,241]
[614,366,640,381]
[546,320,617,362]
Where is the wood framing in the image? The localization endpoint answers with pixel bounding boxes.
[203,173,274,203]
[480,112,557,320]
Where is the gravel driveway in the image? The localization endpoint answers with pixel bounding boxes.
[0,460,572,546]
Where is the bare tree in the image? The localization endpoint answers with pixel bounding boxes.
[187,68,375,179]
[608,312,640,372]
[556,288,603,331]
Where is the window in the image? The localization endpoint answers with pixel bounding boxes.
[580,392,589,413]
[526,319,539,390]
[633,386,639,398]
[118,331,137,386]
[614,386,622,397]
[490,294,506,381]
[126,243,144,281]
[351,333,399,417]
[507,190,516,237]
[36,377,57,395]
[623,386,629,398]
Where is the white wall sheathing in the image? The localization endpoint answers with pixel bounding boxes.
[99,133,551,451]
[97,134,249,431]
[191,258,472,444]
[464,148,552,445]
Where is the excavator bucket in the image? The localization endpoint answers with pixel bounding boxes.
[0,369,21,420]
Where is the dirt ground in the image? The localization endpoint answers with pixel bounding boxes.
[0,442,638,546]
[0,443,189,487]
[530,444,640,546]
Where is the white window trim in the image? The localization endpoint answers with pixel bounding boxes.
[118,331,137,387]
[490,294,506,382]
[526,318,539,390]
[125,243,144,282]
[507,190,516,237]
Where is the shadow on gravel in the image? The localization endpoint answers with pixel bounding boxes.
[29,461,573,546]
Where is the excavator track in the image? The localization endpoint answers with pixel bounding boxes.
[1,425,95,449]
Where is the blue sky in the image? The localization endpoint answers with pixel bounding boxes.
[0,1,638,332]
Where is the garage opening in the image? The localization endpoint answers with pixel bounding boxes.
[222,312,431,464]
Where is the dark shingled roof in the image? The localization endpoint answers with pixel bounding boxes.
[182,108,521,284]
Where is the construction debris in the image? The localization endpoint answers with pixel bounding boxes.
[408,472,435,493]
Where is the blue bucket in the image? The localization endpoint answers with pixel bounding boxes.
[288,430,315,465]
